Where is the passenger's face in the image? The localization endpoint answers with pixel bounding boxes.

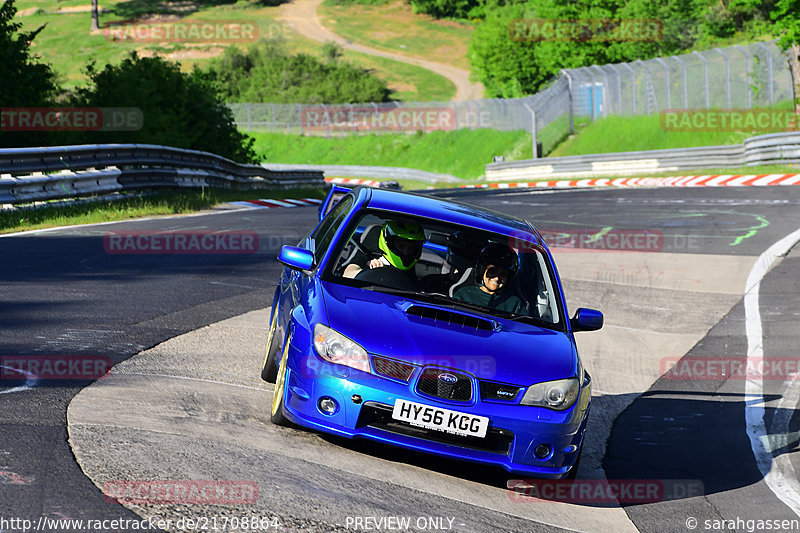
[395,239,419,257]
[483,264,509,293]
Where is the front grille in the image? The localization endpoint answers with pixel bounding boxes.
[479,380,522,402]
[357,402,513,455]
[416,367,473,401]
[372,356,416,382]
[406,305,494,331]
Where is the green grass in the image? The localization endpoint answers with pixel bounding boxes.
[319,0,474,71]
[249,129,533,179]
[550,104,797,157]
[15,0,454,100]
[0,186,327,234]
[343,53,455,101]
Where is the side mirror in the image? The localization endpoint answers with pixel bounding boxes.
[278,246,315,272]
[571,308,603,332]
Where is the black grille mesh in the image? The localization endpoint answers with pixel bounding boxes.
[372,356,415,382]
[416,368,473,401]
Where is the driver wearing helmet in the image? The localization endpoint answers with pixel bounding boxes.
[343,220,425,281]
[453,242,525,314]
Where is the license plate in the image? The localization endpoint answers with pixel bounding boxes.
[391,399,489,438]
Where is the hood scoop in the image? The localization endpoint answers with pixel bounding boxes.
[405,304,497,332]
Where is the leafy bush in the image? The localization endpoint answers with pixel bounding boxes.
[70,53,256,162]
[0,0,61,147]
[409,0,481,19]
[203,39,392,104]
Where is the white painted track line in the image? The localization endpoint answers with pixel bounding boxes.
[744,226,800,517]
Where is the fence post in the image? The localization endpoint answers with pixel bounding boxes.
[692,51,710,109]
[523,103,537,159]
[734,45,753,109]
[607,64,623,115]
[592,65,610,117]
[757,42,775,105]
[714,48,731,109]
[637,59,658,113]
[562,71,575,133]
[622,62,637,115]
[655,58,671,110]
[672,56,688,109]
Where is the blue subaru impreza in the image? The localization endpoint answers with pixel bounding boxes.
[261,186,602,479]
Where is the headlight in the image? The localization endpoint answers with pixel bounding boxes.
[520,378,580,411]
[313,324,370,373]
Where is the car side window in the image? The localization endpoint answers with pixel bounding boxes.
[312,195,353,264]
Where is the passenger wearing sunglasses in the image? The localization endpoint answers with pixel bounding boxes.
[453,243,525,314]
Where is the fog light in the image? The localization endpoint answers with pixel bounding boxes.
[534,443,552,460]
[318,396,338,415]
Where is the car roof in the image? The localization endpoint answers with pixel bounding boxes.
[359,187,544,246]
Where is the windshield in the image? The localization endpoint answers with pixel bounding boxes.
[323,210,563,329]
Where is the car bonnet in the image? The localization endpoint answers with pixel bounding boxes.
[320,281,574,386]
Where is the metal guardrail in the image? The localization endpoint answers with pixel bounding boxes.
[261,163,462,183]
[0,144,325,205]
[485,132,800,180]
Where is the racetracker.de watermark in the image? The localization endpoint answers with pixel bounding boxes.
[509,18,662,42]
[300,106,457,133]
[103,231,259,254]
[661,108,800,132]
[103,20,263,43]
[661,356,800,381]
[507,479,704,504]
[103,480,259,505]
[301,354,497,380]
[1,108,142,132]
[537,228,664,252]
[0,355,111,380]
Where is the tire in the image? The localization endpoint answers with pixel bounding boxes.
[260,308,279,383]
[270,331,292,426]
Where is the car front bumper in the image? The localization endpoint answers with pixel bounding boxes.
[277,345,591,479]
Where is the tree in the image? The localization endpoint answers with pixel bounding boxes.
[469,0,625,97]
[0,0,60,147]
[72,53,256,162]
[772,0,800,114]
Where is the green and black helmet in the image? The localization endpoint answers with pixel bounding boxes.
[378,221,425,270]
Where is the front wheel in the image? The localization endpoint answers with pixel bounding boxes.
[260,308,279,383]
[270,331,291,426]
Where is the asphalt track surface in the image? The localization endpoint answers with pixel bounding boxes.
[2,186,800,533]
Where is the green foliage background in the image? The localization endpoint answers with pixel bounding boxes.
[203,39,392,104]
[464,0,787,98]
